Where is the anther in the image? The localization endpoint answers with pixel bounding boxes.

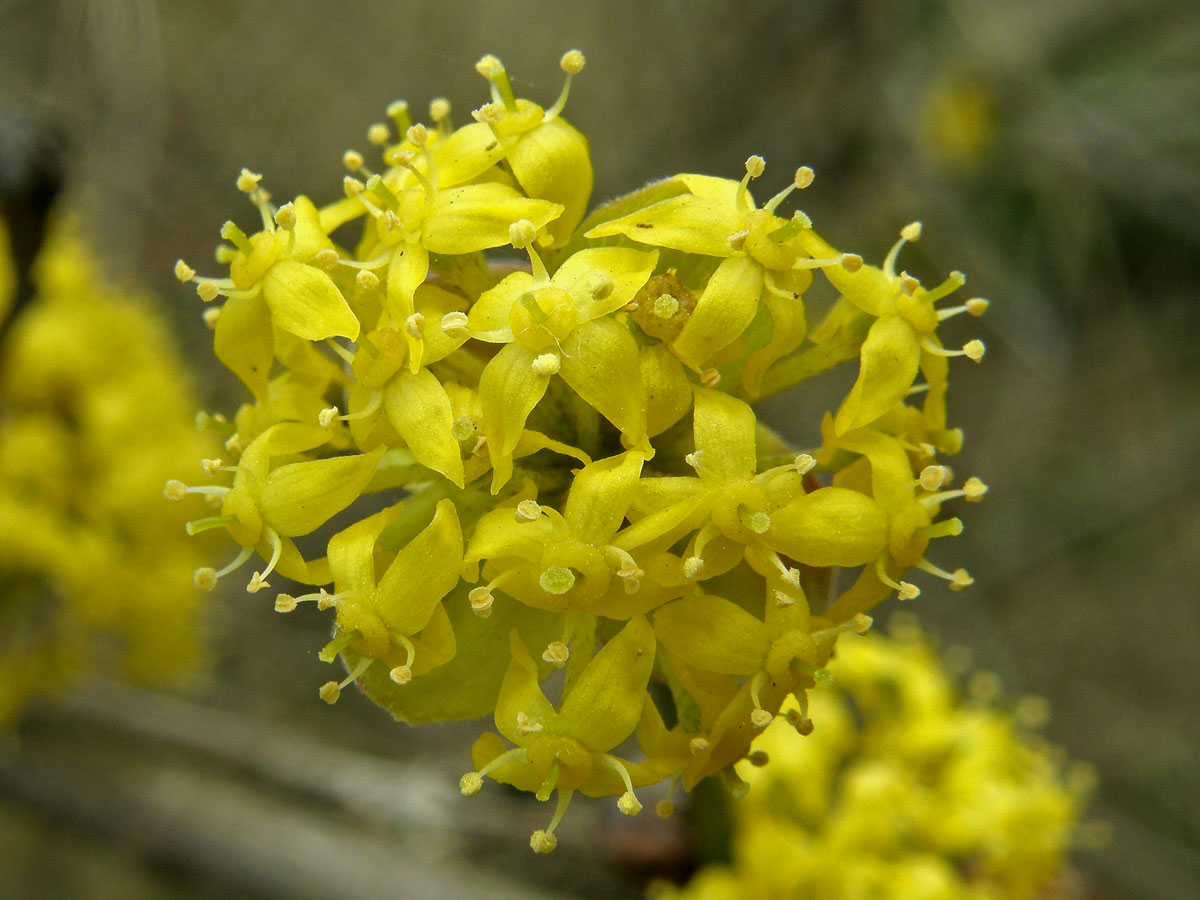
[342,150,364,172]
[163,479,189,501]
[966,297,989,316]
[531,353,560,376]
[246,572,271,593]
[963,339,986,362]
[389,665,412,685]
[236,168,263,194]
[794,453,817,475]
[898,582,921,600]
[852,613,873,634]
[794,166,815,189]
[367,122,390,146]
[274,594,298,613]
[343,175,365,197]
[319,682,341,704]
[273,202,297,231]
[688,736,710,754]
[200,458,224,476]
[699,368,721,387]
[475,54,503,78]
[460,772,483,797]
[313,248,340,271]
[429,97,451,124]
[202,307,220,329]
[405,123,428,147]
[509,218,537,249]
[727,229,749,251]
[617,792,643,816]
[468,586,495,617]
[900,221,923,242]
[840,252,864,272]
[224,433,242,453]
[529,831,557,855]
[441,311,469,334]
[962,476,988,500]
[684,451,704,471]
[919,465,949,491]
[813,668,834,687]
[404,312,425,339]
[656,801,675,818]
[319,407,339,429]
[747,750,770,767]
[356,269,380,292]
[542,641,569,669]
[950,568,974,590]
[750,708,773,729]
[560,49,585,75]
[786,708,815,735]
[196,282,220,302]
[514,499,542,522]
[174,260,196,282]
[516,711,543,735]
[744,155,765,179]
[193,567,218,591]
[774,590,795,608]
[682,556,705,579]
[472,103,501,125]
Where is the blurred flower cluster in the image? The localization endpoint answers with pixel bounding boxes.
[172,52,990,851]
[0,217,215,725]
[654,618,1094,900]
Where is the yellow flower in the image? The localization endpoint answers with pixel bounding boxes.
[175,51,994,852]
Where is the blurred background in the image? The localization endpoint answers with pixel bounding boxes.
[1,0,1197,897]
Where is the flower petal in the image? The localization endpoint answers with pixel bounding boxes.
[384,368,465,487]
[672,254,763,369]
[558,318,648,449]
[479,342,551,493]
[654,593,770,676]
[563,451,646,545]
[766,486,889,567]
[258,447,384,537]
[261,260,359,341]
[585,194,741,257]
[556,615,655,752]
[692,387,757,480]
[375,499,463,635]
[495,630,558,745]
[424,183,562,255]
[834,314,921,435]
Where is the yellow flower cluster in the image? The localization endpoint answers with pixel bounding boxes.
[173,52,990,851]
[0,218,215,725]
[655,619,1092,900]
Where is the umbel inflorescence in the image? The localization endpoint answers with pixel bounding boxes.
[170,51,989,853]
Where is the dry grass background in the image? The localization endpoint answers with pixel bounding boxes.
[2,1,1198,897]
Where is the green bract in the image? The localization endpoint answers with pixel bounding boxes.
[173,50,991,852]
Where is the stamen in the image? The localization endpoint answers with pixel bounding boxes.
[174,260,196,282]
[920,337,986,362]
[875,557,920,600]
[530,788,573,854]
[785,707,815,735]
[793,252,861,271]
[319,656,374,704]
[749,670,772,728]
[429,97,452,130]
[389,634,416,684]
[545,50,585,120]
[441,311,469,335]
[531,353,560,376]
[313,248,339,271]
[605,546,643,593]
[273,202,297,231]
[196,281,221,302]
[542,641,569,669]
[916,558,974,590]
[245,529,282,593]
[236,168,262,194]
[367,122,390,146]
[656,777,680,818]
[682,556,705,579]
[883,221,921,278]
[684,450,704,471]
[601,755,643,816]
[476,55,517,112]
[202,307,221,328]
[922,270,966,304]
[514,499,543,523]
[794,453,816,475]
[919,465,949,491]
[318,407,339,428]
[917,517,964,539]
[688,736,710,755]
[509,219,550,282]
[356,269,380,292]
[699,368,721,387]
